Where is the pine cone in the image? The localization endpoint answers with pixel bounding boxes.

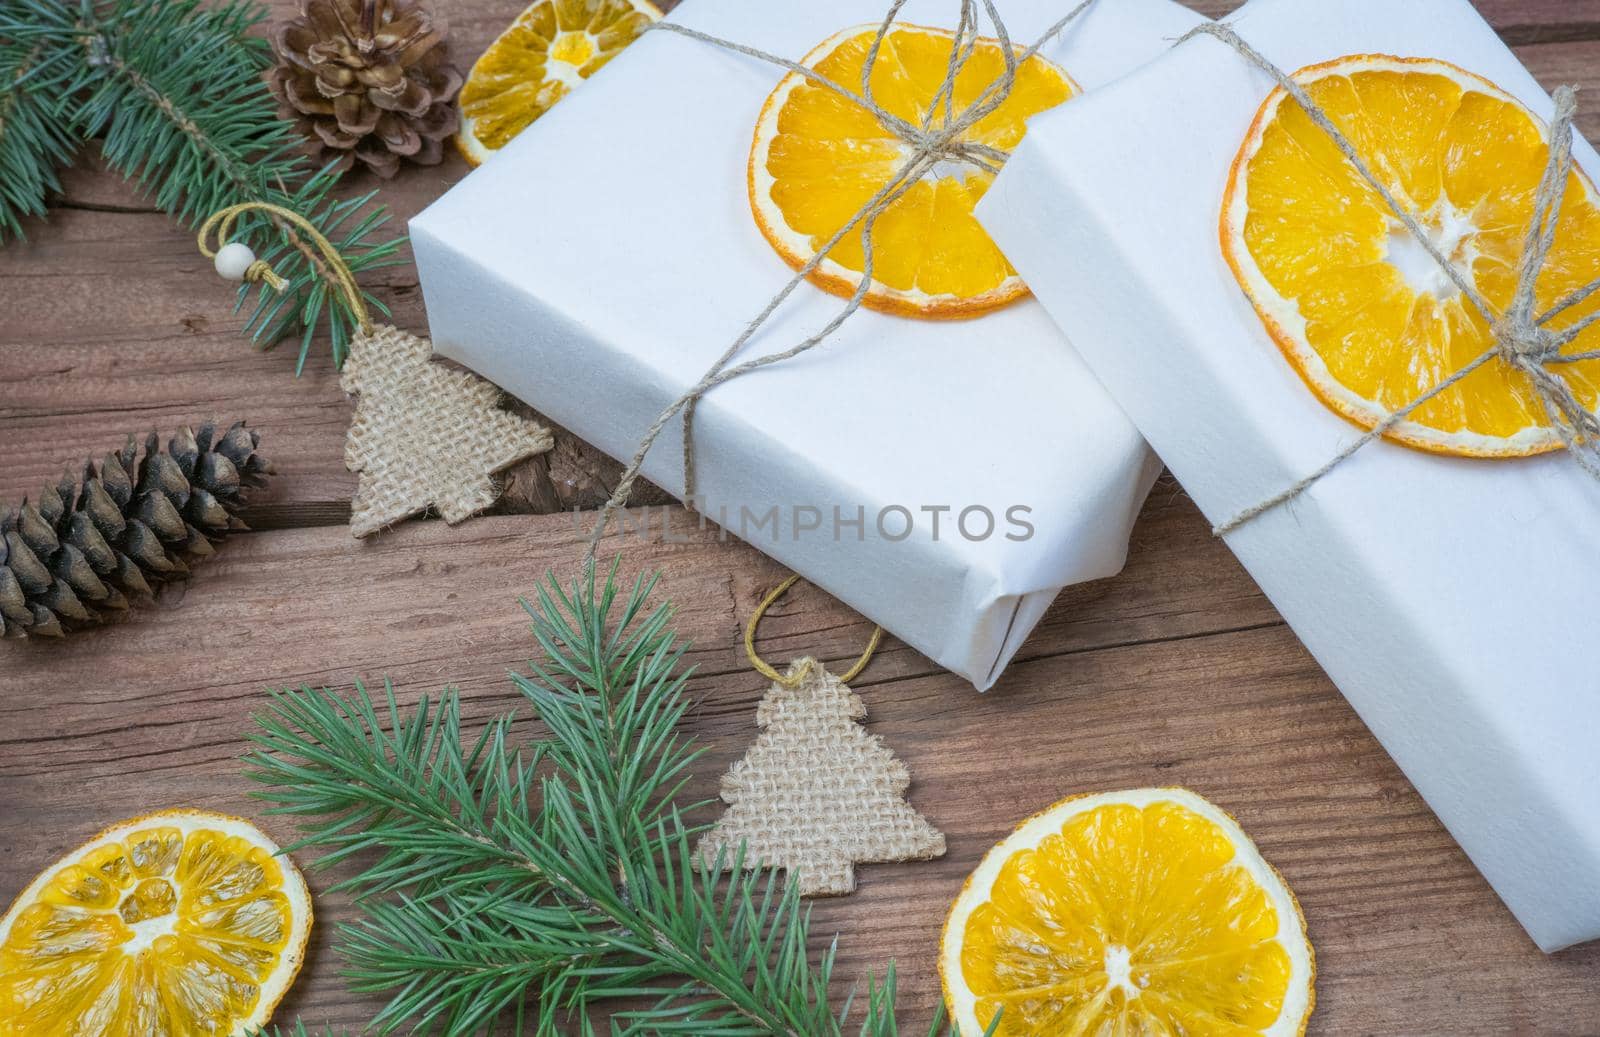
[0,423,271,639]
[269,0,463,179]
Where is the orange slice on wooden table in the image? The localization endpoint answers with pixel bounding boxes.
[1223,54,1600,457]
[749,25,1078,319]
[457,0,661,166]
[0,810,312,1036]
[940,788,1314,1036]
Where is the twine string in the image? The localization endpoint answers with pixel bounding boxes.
[197,202,373,333]
[582,0,1100,568]
[745,574,885,687]
[1183,22,1600,535]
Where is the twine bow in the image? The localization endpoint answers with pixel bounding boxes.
[1187,24,1600,534]
[581,0,1101,567]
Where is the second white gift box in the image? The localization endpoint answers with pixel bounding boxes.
[413,0,1204,689]
[980,0,1600,948]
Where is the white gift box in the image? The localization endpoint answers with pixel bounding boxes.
[412,0,1205,689]
[979,0,1600,949]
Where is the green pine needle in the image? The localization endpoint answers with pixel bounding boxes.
[233,175,405,373]
[0,0,404,369]
[0,26,79,239]
[245,565,991,1036]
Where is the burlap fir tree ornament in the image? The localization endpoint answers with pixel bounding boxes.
[699,579,945,896]
[341,326,553,536]
[200,203,552,537]
[700,658,946,896]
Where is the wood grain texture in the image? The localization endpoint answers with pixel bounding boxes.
[4,0,1600,1033]
[1186,0,1600,45]
[5,497,1600,1035]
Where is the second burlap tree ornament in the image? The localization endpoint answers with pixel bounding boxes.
[199,204,552,537]
[698,577,945,896]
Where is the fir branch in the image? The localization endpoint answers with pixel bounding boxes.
[247,567,981,1036]
[247,682,546,898]
[0,30,80,239]
[69,0,292,225]
[0,0,404,369]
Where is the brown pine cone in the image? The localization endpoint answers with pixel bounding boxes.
[0,423,271,639]
[269,0,463,179]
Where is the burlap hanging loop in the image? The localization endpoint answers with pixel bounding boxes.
[580,0,1102,569]
[1183,22,1600,535]
[745,574,885,688]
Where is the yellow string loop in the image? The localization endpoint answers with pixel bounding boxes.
[197,202,371,332]
[744,574,884,688]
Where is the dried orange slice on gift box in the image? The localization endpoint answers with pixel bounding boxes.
[941,788,1314,1036]
[1223,54,1600,457]
[0,810,311,1035]
[457,0,661,166]
[750,25,1078,318]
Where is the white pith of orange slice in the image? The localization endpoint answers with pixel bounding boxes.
[749,24,1078,319]
[457,0,661,167]
[0,810,312,1036]
[940,788,1314,1036]
[1222,54,1600,457]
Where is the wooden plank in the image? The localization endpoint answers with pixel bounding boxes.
[3,500,1597,1034]
[1199,0,1600,44]
[5,1,1600,1032]
[1444,1,1600,45]
[0,203,368,518]
[1184,0,1600,45]
[0,153,663,525]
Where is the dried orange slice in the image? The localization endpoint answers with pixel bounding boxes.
[1223,54,1600,457]
[940,788,1314,1036]
[457,0,661,166]
[749,25,1078,318]
[0,810,311,1036]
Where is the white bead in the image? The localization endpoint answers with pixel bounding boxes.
[214,241,257,281]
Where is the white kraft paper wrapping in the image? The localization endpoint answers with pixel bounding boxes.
[979,0,1600,949]
[413,0,1201,689]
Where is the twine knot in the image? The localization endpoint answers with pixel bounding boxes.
[584,0,1100,568]
[1494,319,1562,368]
[1195,23,1600,535]
[897,122,1003,172]
[246,259,289,292]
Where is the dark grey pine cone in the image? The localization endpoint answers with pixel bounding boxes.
[0,422,271,638]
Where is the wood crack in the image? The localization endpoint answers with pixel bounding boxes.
[1502,22,1600,47]
[51,198,163,215]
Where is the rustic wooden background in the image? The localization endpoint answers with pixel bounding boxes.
[5,0,1600,1033]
